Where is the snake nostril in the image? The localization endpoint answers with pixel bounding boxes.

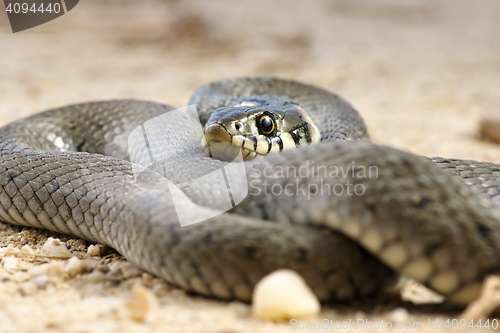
[235,123,241,131]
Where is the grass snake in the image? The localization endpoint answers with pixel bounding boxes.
[1,77,500,306]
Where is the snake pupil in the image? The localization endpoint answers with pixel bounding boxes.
[258,113,275,135]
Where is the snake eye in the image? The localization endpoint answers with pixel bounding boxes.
[258,113,276,136]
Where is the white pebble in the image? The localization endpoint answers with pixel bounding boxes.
[31,275,49,288]
[0,244,20,255]
[126,284,158,322]
[252,269,320,321]
[2,256,19,272]
[20,245,35,255]
[64,256,86,277]
[65,256,97,277]
[40,237,71,258]
[87,244,107,257]
[388,307,409,323]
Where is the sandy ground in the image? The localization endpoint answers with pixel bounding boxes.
[0,0,500,332]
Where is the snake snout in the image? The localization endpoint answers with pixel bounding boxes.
[204,122,232,144]
[203,122,242,161]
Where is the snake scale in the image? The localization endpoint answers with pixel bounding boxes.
[1,77,500,306]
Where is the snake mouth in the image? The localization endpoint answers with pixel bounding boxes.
[203,137,265,161]
[240,145,266,160]
[203,123,266,161]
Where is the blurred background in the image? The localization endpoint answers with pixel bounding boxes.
[1,0,499,161]
[1,1,500,331]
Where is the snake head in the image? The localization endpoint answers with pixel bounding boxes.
[202,96,320,161]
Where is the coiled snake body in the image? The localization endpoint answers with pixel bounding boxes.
[1,77,500,305]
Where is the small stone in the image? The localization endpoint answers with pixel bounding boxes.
[126,284,158,322]
[20,245,35,255]
[31,275,49,288]
[0,244,20,256]
[459,276,500,321]
[65,258,84,277]
[85,270,107,283]
[2,256,19,272]
[40,237,71,258]
[478,118,500,144]
[401,279,444,304]
[106,262,126,281]
[388,307,409,323]
[142,272,155,283]
[87,244,107,257]
[252,269,320,321]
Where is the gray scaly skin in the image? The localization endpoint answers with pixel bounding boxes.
[1,77,500,305]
